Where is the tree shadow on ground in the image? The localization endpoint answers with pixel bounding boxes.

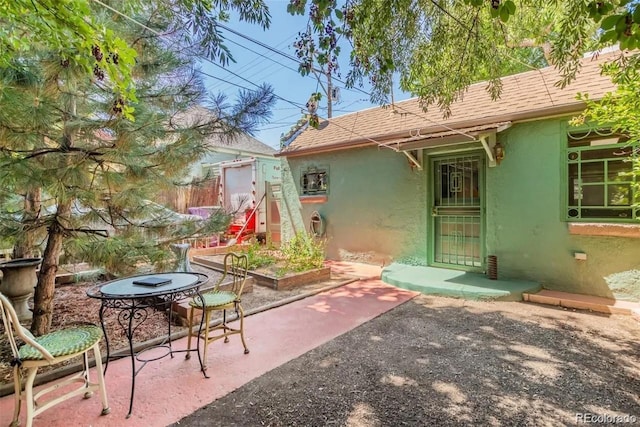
[173,295,640,426]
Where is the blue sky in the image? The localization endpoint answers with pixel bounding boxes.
[199,1,411,149]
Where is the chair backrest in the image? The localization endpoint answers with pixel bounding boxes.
[0,292,54,362]
[221,252,248,297]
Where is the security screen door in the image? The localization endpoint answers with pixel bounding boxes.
[431,154,484,268]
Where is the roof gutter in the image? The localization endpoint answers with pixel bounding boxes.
[277,101,589,158]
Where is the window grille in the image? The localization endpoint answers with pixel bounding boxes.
[301,168,328,195]
[566,129,638,221]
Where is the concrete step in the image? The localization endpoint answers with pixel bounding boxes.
[523,289,640,319]
[381,263,540,301]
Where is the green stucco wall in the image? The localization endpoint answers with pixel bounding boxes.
[281,147,427,265]
[281,117,640,299]
[488,119,640,299]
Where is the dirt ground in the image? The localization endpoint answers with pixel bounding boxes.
[0,263,348,390]
[172,295,640,427]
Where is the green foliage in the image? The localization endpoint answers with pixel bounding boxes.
[0,2,276,336]
[0,0,272,116]
[280,232,325,272]
[572,59,640,202]
[286,0,640,114]
[242,241,277,270]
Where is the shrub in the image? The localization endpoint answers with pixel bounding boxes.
[280,232,325,272]
[243,240,276,270]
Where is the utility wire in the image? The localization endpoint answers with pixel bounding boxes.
[91,0,309,111]
[198,69,255,92]
[206,33,301,92]
[89,0,432,150]
[217,22,370,96]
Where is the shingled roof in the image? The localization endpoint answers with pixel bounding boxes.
[279,51,620,157]
[174,106,276,156]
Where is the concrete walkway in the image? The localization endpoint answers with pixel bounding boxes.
[0,275,416,427]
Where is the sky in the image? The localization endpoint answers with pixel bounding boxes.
[199,1,411,149]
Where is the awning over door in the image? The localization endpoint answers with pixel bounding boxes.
[383,121,512,169]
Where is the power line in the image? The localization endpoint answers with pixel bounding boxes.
[217,22,301,64]
[206,32,302,92]
[90,0,309,110]
[206,61,307,111]
[430,0,473,33]
[217,21,370,97]
[89,0,448,149]
[198,69,255,92]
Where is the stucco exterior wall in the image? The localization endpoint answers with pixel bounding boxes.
[281,117,640,299]
[281,146,427,265]
[487,119,640,299]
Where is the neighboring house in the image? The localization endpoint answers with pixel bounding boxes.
[278,51,640,300]
[179,107,281,241]
[186,108,278,180]
[165,106,279,216]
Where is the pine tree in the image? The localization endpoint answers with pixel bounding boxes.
[0,3,275,335]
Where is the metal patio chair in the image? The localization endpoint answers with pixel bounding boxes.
[185,252,250,369]
[0,292,110,427]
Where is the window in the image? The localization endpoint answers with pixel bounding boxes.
[301,168,328,195]
[567,129,638,221]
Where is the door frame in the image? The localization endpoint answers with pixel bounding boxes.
[427,150,486,272]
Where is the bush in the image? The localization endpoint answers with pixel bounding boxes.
[280,232,325,272]
[243,240,277,270]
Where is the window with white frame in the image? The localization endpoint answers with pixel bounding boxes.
[301,167,328,195]
[567,129,638,221]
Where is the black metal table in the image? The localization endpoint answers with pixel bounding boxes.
[87,272,209,418]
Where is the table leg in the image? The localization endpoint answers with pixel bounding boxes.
[167,299,174,358]
[195,290,208,378]
[125,305,136,419]
[98,303,110,375]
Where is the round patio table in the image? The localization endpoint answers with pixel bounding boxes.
[87,272,209,418]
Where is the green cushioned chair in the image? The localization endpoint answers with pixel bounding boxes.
[185,252,250,370]
[0,292,110,427]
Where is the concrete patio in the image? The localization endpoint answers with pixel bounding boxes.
[0,267,416,427]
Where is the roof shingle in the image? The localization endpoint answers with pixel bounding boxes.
[281,51,620,156]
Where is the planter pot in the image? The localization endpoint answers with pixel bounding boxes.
[0,258,42,322]
[171,243,193,273]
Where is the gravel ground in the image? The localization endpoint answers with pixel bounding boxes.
[172,295,640,427]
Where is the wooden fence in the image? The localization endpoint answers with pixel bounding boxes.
[157,176,219,213]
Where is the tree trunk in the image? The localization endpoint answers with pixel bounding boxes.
[30,201,70,336]
[13,187,42,259]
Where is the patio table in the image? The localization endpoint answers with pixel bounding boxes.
[87,272,209,418]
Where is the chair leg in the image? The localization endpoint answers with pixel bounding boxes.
[202,309,212,369]
[92,344,111,415]
[238,303,249,354]
[223,309,229,343]
[185,305,195,360]
[23,367,38,427]
[83,352,93,399]
[10,365,22,427]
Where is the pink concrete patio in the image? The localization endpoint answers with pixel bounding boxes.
[0,274,416,426]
